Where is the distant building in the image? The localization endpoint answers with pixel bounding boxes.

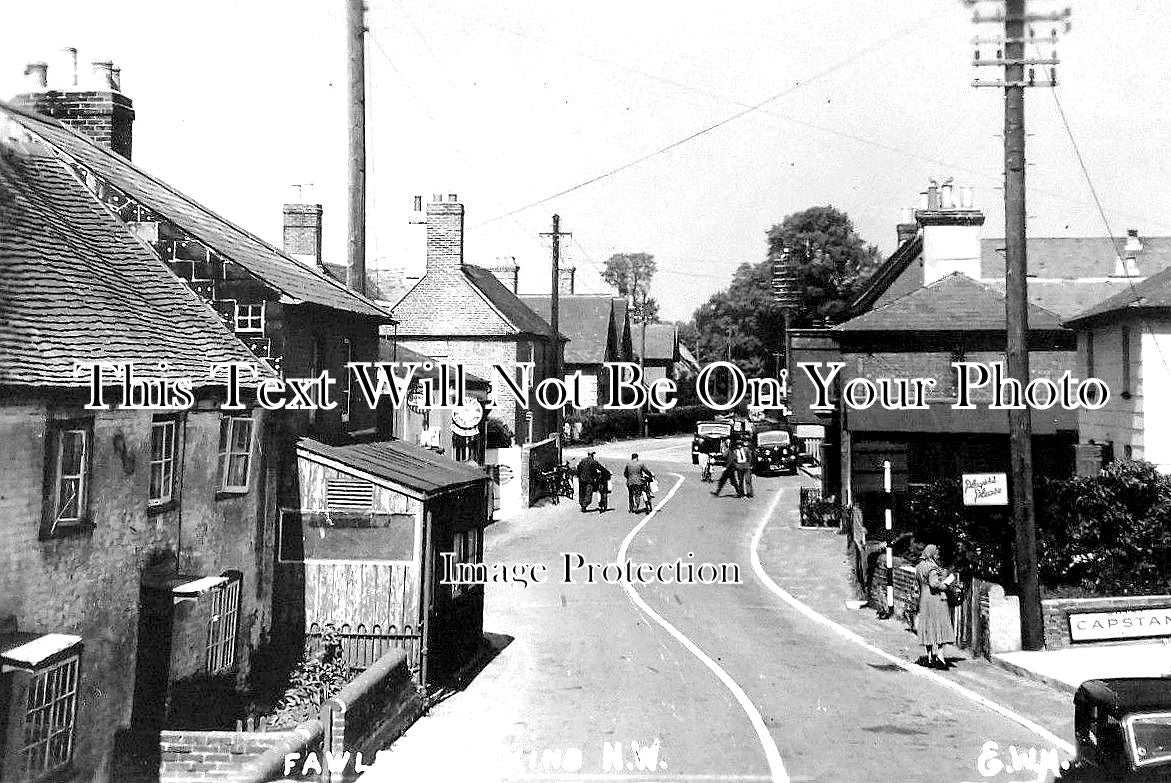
[635,322,680,384]
[389,196,564,444]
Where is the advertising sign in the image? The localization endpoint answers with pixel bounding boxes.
[962,473,1008,506]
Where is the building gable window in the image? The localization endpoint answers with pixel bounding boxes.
[149,417,178,507]
[1,634,83,782]
[206,575,241,674]
[234,302,264,334]
[40,419,93,539]
[217,415,254,493]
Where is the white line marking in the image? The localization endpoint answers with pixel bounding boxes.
[618,473,790,783]
[748,486,1075,756]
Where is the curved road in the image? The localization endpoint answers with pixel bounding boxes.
[367,439,1073,783]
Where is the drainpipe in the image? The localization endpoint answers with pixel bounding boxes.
[419,506,434,691]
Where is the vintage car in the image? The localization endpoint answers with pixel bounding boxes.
[692,419,732,465]
[752,427,798,475]
[1058,678,1171,781]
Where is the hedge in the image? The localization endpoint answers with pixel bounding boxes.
[899,460,1171,596]
[566,404,714,443]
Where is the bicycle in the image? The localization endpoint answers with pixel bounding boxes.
[700,453,714,483]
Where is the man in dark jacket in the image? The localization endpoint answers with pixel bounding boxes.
[712,437,743,497]
[576,451,597,513]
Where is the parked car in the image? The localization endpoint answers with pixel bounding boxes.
[692,420,732,465]
[752,427,798,475]
[1058,678,1171,781]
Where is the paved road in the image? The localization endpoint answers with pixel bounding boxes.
[366,440,1073,783]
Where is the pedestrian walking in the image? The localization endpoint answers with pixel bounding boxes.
[576,451,597,513]
[562,420,572,443]
[623,453,653,513]
[572,420,584,443]
[711,437,743,497]
[734,440,754,499]
[914,544,956,669]
[592,459,612,513]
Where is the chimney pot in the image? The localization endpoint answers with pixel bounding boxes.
[59,47,78,88]
[23,62,48,90]
[918,190,929,210]
[447,193,458,203]
[431,193,443,203]
[91,61,117,91]
[413,195,422,211]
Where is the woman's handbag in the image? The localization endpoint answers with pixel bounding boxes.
[945,578,966,606]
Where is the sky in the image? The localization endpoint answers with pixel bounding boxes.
[3,1,1169,322]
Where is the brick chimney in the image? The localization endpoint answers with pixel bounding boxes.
[283,203,323,267]
[558,266,576,295]
[914,178,984,285]
[485,256,519,293]
[425,193,464,281]
[12,51,135,159]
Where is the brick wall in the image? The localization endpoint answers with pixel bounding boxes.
[159,728,300,783]
[0,395,277,782]
[324,649,424,760]
[866,558,918,624]
[1041,594,1171,650]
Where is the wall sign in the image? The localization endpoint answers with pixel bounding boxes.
[962,473,1008,506]
[1068,606,1171,642]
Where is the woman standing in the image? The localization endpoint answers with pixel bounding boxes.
[915,544,956,669]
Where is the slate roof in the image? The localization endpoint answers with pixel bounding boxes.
[833,273,1066,333]
[0,139,270,387]
[1064,264,1171,325]
[462,265,558,337]
[634,323,678,362]
[983,279,1133,320]
[980,236,1171,279]
[297,437,488,498]
[2,101,391,321]
[518,294,616,364]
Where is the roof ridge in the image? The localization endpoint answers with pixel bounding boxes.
[0,99,393,320]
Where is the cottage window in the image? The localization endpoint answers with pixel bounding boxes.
[149,417,178,506]
[1121,326,1133,397]
[217,415,254,493]
[234,303,264,334]
[1,635,83,782]
[41,420,93,538]
[205,577,241,673]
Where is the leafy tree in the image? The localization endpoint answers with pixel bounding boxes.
[688,206,880,382]
[766,205,881,325]
[603,252,659,323]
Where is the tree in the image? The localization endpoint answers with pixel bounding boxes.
[603,252,659,322]
[766,205,880,325]
[689,206,880,383]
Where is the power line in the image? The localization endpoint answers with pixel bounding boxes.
[474,9,951,227]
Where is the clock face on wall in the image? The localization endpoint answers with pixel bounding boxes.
[451,398,484,436]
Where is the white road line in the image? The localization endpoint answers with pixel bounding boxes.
[748,486,1075,756]
[618,473,790,783]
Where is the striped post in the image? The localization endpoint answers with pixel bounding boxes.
[880,459,895,619]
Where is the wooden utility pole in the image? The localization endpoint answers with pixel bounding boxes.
[346,0,367,294]
[540,216,571,448]
[972,0,1069,650]
[772,245,800,400]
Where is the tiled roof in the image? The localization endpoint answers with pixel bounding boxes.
[518,294,616,364]
[834,273,1066,332]
[981,236,1171,279]
[2,101,392,321]
[0,140,269,387]
[633,322,678,361]
[297,437,488,498]
[1064,264,1171,324]
[462,265,557,337]
[982,279,1133,319]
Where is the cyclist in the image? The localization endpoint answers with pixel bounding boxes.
[623,452,654,514]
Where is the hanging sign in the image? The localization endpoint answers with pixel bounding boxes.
[962,473,1008,506]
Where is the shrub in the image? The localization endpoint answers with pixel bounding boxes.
[1036,460,1171,595]
[902,480,1015,585]
[267,623,354,728]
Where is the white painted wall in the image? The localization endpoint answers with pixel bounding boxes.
[921,223,981,285]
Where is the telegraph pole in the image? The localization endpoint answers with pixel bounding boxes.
[346,0,367,294]
[772,245,800,399]
[540,216,571,449]
[971,0,1069,650]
